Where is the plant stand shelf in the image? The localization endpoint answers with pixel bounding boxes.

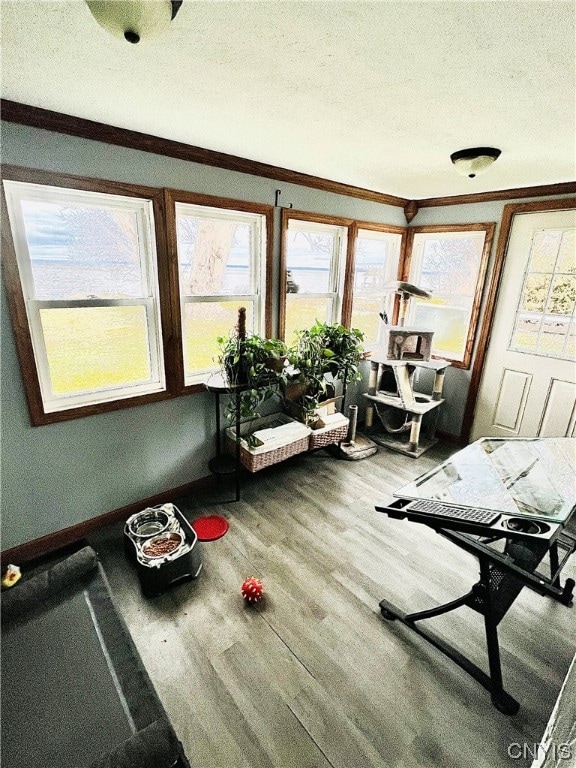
[205,372,247,501]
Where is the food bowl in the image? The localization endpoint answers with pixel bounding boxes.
[127,508,172,540]
[141,531,184,560]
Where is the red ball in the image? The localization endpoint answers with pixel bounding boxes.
[241,576,264,603]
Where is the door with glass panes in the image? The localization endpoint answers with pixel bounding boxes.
[471,207,576,440]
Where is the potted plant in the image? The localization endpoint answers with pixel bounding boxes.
[282,321,365,425]
[216,308,289,421]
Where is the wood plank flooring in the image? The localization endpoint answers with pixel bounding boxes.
[89,443,576,768]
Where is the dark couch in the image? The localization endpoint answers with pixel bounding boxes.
[1,546,190,768]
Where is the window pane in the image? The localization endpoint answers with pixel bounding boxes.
[350,297,383,344]
[528,230,563,272]
[414,302,469,361]
[351,230,401,345]
[285,296,331,346]
[183,300,254,378]
[286,230,333,293]
[420,236,480,295]
[40,306,151,396]
[353,236,391,293]
[408,230,490,365]
[22,201,144,299]
[177,216,252,296]
[509,227,575,360]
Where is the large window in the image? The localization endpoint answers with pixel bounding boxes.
[280,213,407,348]
[3,176,167,420]
[280,212,351,344]
[2,169,274,424]
[169,193,271,385]
[349,225,404,348]
[405,224,495,368]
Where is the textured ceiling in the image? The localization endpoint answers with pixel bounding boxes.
[1,0,575,199]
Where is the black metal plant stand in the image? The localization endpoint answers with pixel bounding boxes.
[205,373,244,502]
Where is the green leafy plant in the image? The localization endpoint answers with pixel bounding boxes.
[215,314,365,428]
[283,321,365,424]
[216,309,289,422]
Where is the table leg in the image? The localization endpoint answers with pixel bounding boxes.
[378,556,520,715]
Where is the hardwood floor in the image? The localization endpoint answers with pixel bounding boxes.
[89,443,576,768]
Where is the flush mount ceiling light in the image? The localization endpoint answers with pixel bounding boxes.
[450,147,502,178]
[86,1,183,44]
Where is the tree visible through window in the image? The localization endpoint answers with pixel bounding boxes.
[172,198,269,384]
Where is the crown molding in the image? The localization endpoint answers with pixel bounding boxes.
[0,99,407,209]
[2,100,574,218]
[415,182,576,209]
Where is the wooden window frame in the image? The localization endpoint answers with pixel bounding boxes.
[163,188,274,392]
[1,165,175,425]
[346,220,407,347]
[403,223,495,369]
[280,210,408,341]
[1,165,274,424]
[279,209,353,341]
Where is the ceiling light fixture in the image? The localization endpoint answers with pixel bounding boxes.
[86,1,183,44]
[450,147,501,178]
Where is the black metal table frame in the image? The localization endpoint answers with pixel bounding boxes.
[377,516,575,715]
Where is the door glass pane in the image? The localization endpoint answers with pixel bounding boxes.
[547,274,576,315]
[40,306,151,395]
[528,230,563,272]
[558,229,576,272]
[183,300,254,377]
[177,216,252,296]
[286,230,333,293]
[522,274,552,313]
[285,296,331,346]
[509,227,576,361]
[21,201,143,299]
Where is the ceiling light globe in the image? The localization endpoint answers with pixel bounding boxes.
[86,0,178,43]
[450,147,501,178]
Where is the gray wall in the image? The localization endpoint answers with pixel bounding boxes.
[1,121,404,550]
[1,121,572,550]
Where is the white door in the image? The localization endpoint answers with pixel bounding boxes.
[471,208,576,441]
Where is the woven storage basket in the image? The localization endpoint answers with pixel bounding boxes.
[225,413,311,473]
[308,416,349,449]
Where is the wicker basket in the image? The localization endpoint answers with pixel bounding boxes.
[225,413,311,473]
[308,416,349,449]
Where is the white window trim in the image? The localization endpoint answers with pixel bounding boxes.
[174,201,268,384]
[3,180,166,412]
[352,228,402,350]
[286,219,348,325]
